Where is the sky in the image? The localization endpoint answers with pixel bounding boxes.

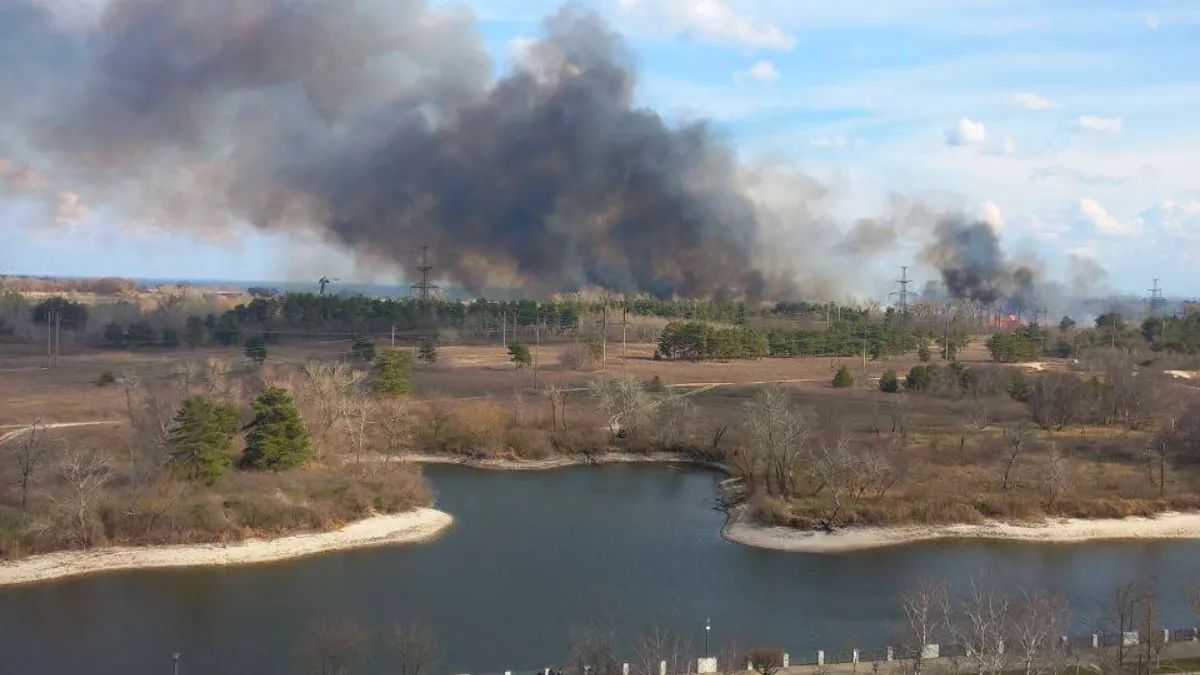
[2,0,1198,298]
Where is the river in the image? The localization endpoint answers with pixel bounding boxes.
[1,464,1197,674]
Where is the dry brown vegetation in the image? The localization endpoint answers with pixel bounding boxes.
[3,325,1200,557]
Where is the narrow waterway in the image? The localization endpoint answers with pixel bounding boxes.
[1,464,1197,674]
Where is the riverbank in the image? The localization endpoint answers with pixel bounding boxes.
[0,507,452,586]
[723,508,1200,552]
[395,451,727,472]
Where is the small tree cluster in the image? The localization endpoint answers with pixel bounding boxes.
[373,349,414,395]
[167,395,241,485]
[242,387,312,469]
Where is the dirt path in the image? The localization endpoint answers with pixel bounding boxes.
[0,420,124,444]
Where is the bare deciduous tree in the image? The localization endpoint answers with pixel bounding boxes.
[565,624,622,675]
[950,579,1011,675]
[748,648,785,675]
[543,381,569,433]
[7,421,48,511]
[1043,444,1069,511]
[55,446,113,547]
[590,376,650,439]
[634,627,693,675]
[900,581,945,675]
[1002,421,1032,491]
[1011,590,1069,675]
[302,361,367,456]
[376,399,415,464]
[746,385,808,499]
[300,618,372,675]
[390,622,438,675]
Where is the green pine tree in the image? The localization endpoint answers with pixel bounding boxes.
[832,365,854,388]
[508,341,532,369]
[351,336,376,363]
[168,396,241,485]
[242,387,311,470]
[373,349,414,395]
[244,335,268,366]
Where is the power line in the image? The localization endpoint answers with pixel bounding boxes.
[409,246,440,302]
[889,265,914,313]
[1146,278,1166,317]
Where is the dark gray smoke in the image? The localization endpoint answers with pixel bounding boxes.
[919,217,1038,313]
[1,0,789,298]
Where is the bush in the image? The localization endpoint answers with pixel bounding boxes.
[832,365,854,388]
[351,336,376,363]
[879,369,900,393]
[905,364,934,391]
[373,349,414,395]
[986,327,1045,363]
[417,340,438,363]
[95,370,117,387]
[560,342,601,371]
[1006,370,1033,401]
[918,343,931,362]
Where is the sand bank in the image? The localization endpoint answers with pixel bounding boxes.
[723,510,1200,553]
[0,507,452,587]
[395,451,725,472]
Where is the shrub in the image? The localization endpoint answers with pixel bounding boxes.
[1006,370,1033,401]
[917,343,931,362]
[986,327,1046,363]
[373,349,414,395]
[242,387,312,470]
[95,370,117,387]
[905,364,934,391]
[351,336,376,363]
[506,427,553,460]
[879,369,900,393]
[560,342,601,371]
[417,340,438,363]
[832,365,854,388]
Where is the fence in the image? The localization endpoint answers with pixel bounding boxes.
[454,627,1200,675]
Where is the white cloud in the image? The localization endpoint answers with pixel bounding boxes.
[1078,115,1123,133]
[1067,245,1098,259]
[734,59,780,85]
[1078,197,1140,235]
[1141,199,1200,240]
[506,36,536,66]
[1013,92,1057,110]
[618,0,796,51]
[945,117,987,146]
[811,135,848,148]
[1003,136,1016,155]
[1146,12,1160,29]
[979,200,1006,231]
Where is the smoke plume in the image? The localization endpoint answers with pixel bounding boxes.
[919,217,1038,313]
[2,0,792,298]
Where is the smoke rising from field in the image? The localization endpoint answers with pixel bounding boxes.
[920,217,1039,312]
[2,0,1099,305]
[2,0,794,298]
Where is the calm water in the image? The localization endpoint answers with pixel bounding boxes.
[1,464,1198,674]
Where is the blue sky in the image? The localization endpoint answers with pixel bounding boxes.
[3,0,1198,298]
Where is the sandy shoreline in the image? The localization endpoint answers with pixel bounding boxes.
[0,507,452,587]
[395,451,726,472]
[723,509,1200,553]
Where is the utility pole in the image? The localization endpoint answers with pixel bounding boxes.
[600,300,608,373]
[390,324,396,347]
[501,311,507,348]
[45,308,53,369]
[889,265,913,314]
[622,304,628,376]
[54,309,61,367]
[534,313,541,388]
